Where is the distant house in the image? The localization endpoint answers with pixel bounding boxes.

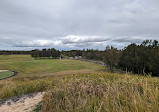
[69,57,74,59]
[56,57,61,59]
[75,56,78,59]
[74,56,82,60]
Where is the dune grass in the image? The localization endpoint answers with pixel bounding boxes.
[0,71,13,79]
[0,55,158,112]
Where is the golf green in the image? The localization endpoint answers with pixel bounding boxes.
[0,71,13,79]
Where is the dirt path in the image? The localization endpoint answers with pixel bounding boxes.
[0,92,45,112]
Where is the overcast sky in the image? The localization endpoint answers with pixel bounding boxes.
[0,0,159,50]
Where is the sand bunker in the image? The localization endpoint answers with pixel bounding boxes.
[0,92,45,112]
[0,70,9,72]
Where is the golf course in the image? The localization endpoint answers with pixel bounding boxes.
[0,55,158,112]
[0,55,103,76]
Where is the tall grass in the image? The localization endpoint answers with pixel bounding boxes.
[41,73,159,112]
[0,72,158,111]
[0,55,158,111]
[0,80,50,99]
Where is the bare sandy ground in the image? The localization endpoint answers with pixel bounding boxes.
[0,92,45,112]
[0,70,9,72]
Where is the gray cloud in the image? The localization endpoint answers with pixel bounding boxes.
[61,35,110,44]
[0,0,159,50]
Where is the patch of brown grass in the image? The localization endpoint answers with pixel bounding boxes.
[41,73,159,112]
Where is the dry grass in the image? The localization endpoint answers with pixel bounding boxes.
[41,73,159,112]
[0,71,158,112]
[0,55,158,112]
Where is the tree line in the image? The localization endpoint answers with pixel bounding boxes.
[0,40,158,76]
[62,49,103,60]
[0,50,31,55]
[62,40,159,77]
[117,40,159,77]
[31,48,60,59]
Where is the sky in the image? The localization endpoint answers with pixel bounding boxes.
[0,0,159,50]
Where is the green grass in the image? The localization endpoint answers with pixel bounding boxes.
[0,55,32,62]
[0,55,158,112]
[0,55,103,76]
[0,71,13,79]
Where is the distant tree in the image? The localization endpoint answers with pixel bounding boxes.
[51,48,56,58]
[51,48,60,58]
[103,46,120,72]
[76,50,82,56]
[31,50,35,58]
[0,51,30,55]
[56,50,61,58]
[118,40,159,76]
[41,49,47,57]
[33,49,39,59]
[47,49,51,58]
[118,44,140,73]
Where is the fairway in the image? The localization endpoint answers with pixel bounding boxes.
[0,71,13,79]
[0,55,103,76]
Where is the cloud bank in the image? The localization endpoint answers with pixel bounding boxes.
[0,0,159,50]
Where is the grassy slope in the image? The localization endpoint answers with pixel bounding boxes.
[0,71,13,79]
[0,55,158,112]
[0,55,103,76]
